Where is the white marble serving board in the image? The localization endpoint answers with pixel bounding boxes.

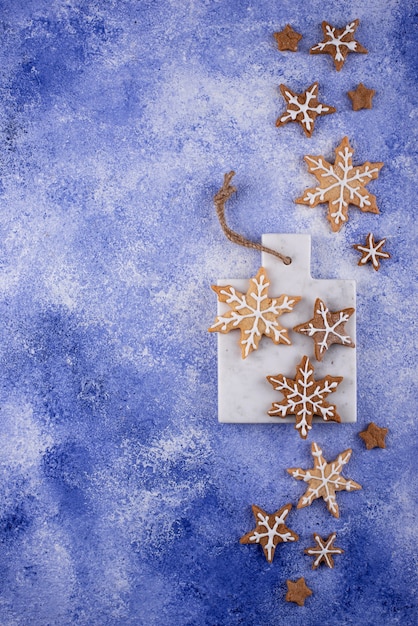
[216,234,356,423]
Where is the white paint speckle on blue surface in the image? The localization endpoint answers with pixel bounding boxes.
[0,1,416,624]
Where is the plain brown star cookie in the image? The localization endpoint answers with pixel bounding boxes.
[285,578,313,606]
[273,24,302,51]
[359,422,388,449]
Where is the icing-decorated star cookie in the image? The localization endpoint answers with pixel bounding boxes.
[348,83,376,110]
[359,422,388,449]
[276,82,336,138]
[288,442,362,518]
[285,578,313,606]
[267,355,343,439]
[353,233,391,271]
[293,298,355,361]
[310,19,367,71]
[240,504,299,563]
[304,533,344,569]
[209,267,301,359]
[296,137,384,232]
[273,24,302,52]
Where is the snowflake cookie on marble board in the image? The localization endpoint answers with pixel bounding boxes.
[293,298,355,362]
[296,137,383,232]
[288,442,362,518]
[240,504,299,563]
[276,82,336,138]
[310,20,367,71]
[208,267,301,359]
[267,355,343,439]
[214,234,356,424]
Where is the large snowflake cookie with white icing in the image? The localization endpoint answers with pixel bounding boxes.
[240,503,298,563]
[296,137,383,232]
[267,355,342,439]
[209,267,301,359]
[288,442,362,518]
[276,82,336,138]
[310,19,367,71]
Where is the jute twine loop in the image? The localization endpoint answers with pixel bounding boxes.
[213,171,292,265]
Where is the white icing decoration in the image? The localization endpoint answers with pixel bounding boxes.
[268,356,341,438]
[302,140,381,227]
[290,442,360,516]
[298,300,353,356]
[248,507,296,562]
[356,233,390,269]
[312,22,359,62]
[277,83,333,133]
[210,268,299,358]
[306,533,343,568]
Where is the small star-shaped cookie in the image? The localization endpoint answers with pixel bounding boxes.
[348,83,376,111]
[273,24,302,52]
[285,578,313,606]
[293,298,355,361]
[276,82,336,138]
[310,19,367,71]
[288,442,362,518]
[359,422,388,449]
[240,504,299,563]
[353,233,391,271]
[304,533,344,569]
[209,267,301,359]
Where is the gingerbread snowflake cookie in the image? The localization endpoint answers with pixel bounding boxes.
[353,233,391,271]
[240,504,299,563]
[276,82,336,138]
[267,355,343,439]
[296,137,384,232]
[288,442,362,518]
[293,298,355,361]
[310,20,367,71]
[209,267,301,358]
[305,533,344,569]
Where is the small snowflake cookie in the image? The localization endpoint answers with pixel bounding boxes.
[304,533,344,569]
[353,233,391,271]
[208,267,301,358]
[240,504,299,563]
[296,137,384,232]
[293,298,355,361]
[310,19,367,71]
[288,442,362,518]
[267,355,343,439]
[276,82,336,138]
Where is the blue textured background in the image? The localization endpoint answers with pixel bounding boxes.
[0,1,416,624]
